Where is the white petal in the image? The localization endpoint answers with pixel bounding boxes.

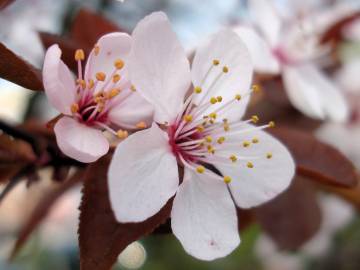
[84,32,132,92]
[216,125,295,208]
[43,45,76,115]
[171,168,240,260]
[283,64,349,122]
[234,25,280,74]
[108,123,179,223]
[108,92,154,129]
[248,0,282,46]
[129,12,191,124]
[191,29,253,121]
[54,116,109,163]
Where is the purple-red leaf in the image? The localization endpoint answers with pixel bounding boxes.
[270,127,358,188]
[71,9,122,49]
[79,155,172,270]
[9,169,84,260]
[0,43,43,91]
[0,0,15,10]
[255,176,322,250]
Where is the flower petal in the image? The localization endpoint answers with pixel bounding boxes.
[128,11,191,124]
[171,168,240,261]
[108,92,154,129]
[54,116,109,163]
[216,125,295,208]
[108,123,178,223]
[283,64,349,122]
[234,25,280,74]
[191,29,253,121]
[84,32,132,92]
[43,44,76,115]
[248,0,282,46]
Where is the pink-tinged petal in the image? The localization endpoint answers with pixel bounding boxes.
[54,116,109,163]
[171,168,240,261]
[84,32,132,92]
[216,125,295,208]
[108,123,178,223]
[283,65,349,122]
[128,12,191,124]
[248,0,282,46]
[108,91,154,129]
[43,44,76,115]
[191,29,253,121]
[234,26,280,74]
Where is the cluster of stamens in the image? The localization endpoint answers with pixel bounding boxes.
[69,47,146,140]
[168,59,275,184]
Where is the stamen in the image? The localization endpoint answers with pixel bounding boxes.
[71,103,79,114]
[222,66,229,73]
[269,121,275,128]
[243,141,251,147]
[213,59,220,66]
[88,79,95,89]
[223,176,232,184]
[130,85,136,92]
[210,97,218,104]
[205,136,212,143]
[229,155,237,163]
[136,121,147,129]
[96,72,106,81]
[194,86,202,94]
[217,136,225,144]
[252,84,261,92]
[183,114,193,123]
[75,49,85,61]
[114,59,125,70]
[252,137,259,143]
[94,45,100,56]
[113,74,121,83]
[247,162,254,168]
[266,152,273,159]
[196,166,205,173]
[251,115,259,123]
[117,129,129,139]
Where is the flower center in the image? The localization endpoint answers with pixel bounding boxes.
[166,59,274,184]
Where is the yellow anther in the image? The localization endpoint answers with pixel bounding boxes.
[194,86,202,94]
[75,49,85,61]
[210,97,217,104]
[130,85,136,92]
[71,103,79,114]
[88,79,94,89]
[222,66,229,73]
[197,125,205,132]
[209,112,217,119]
[196,165,205,174]
[251,115,259,123]
[247,162,254,168]
[207,145,215,154]
[224,123,230,131]
[108,88,121,99]
[117,129,128,139]
[96,72,106,81]
[268,121,275,128]
[217,136,225,144]
[223,176,232,184]
[113,74,121,83]
[213,59,220,66]
[136,121,147,129]
[252,84,261,92]
[252,137,259,144]
[235,94,241,101]
[243,141,250,147]
[209,119,215,124]
[229,155,237,163]
[216,96,223,102]
[77,79,86,89]
[184,114,193,122]
[205,136,212,143]
[94,45,100,56]
[266,152,273,159]
[114,59,125,70]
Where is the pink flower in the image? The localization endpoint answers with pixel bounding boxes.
[43,33,154,163]
[234,0,349,122]
[108,12,295,260]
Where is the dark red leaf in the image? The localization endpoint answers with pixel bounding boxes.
[9,169,84,260]
[320,11,360,44]
[0,43,43,91]
[39,32,80,72]
[255,176,322,250]
[71,9,122,49]
[79,155,172,270]
[0,133,36,163]
[0,0,15,10]
[270,127,358,188]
